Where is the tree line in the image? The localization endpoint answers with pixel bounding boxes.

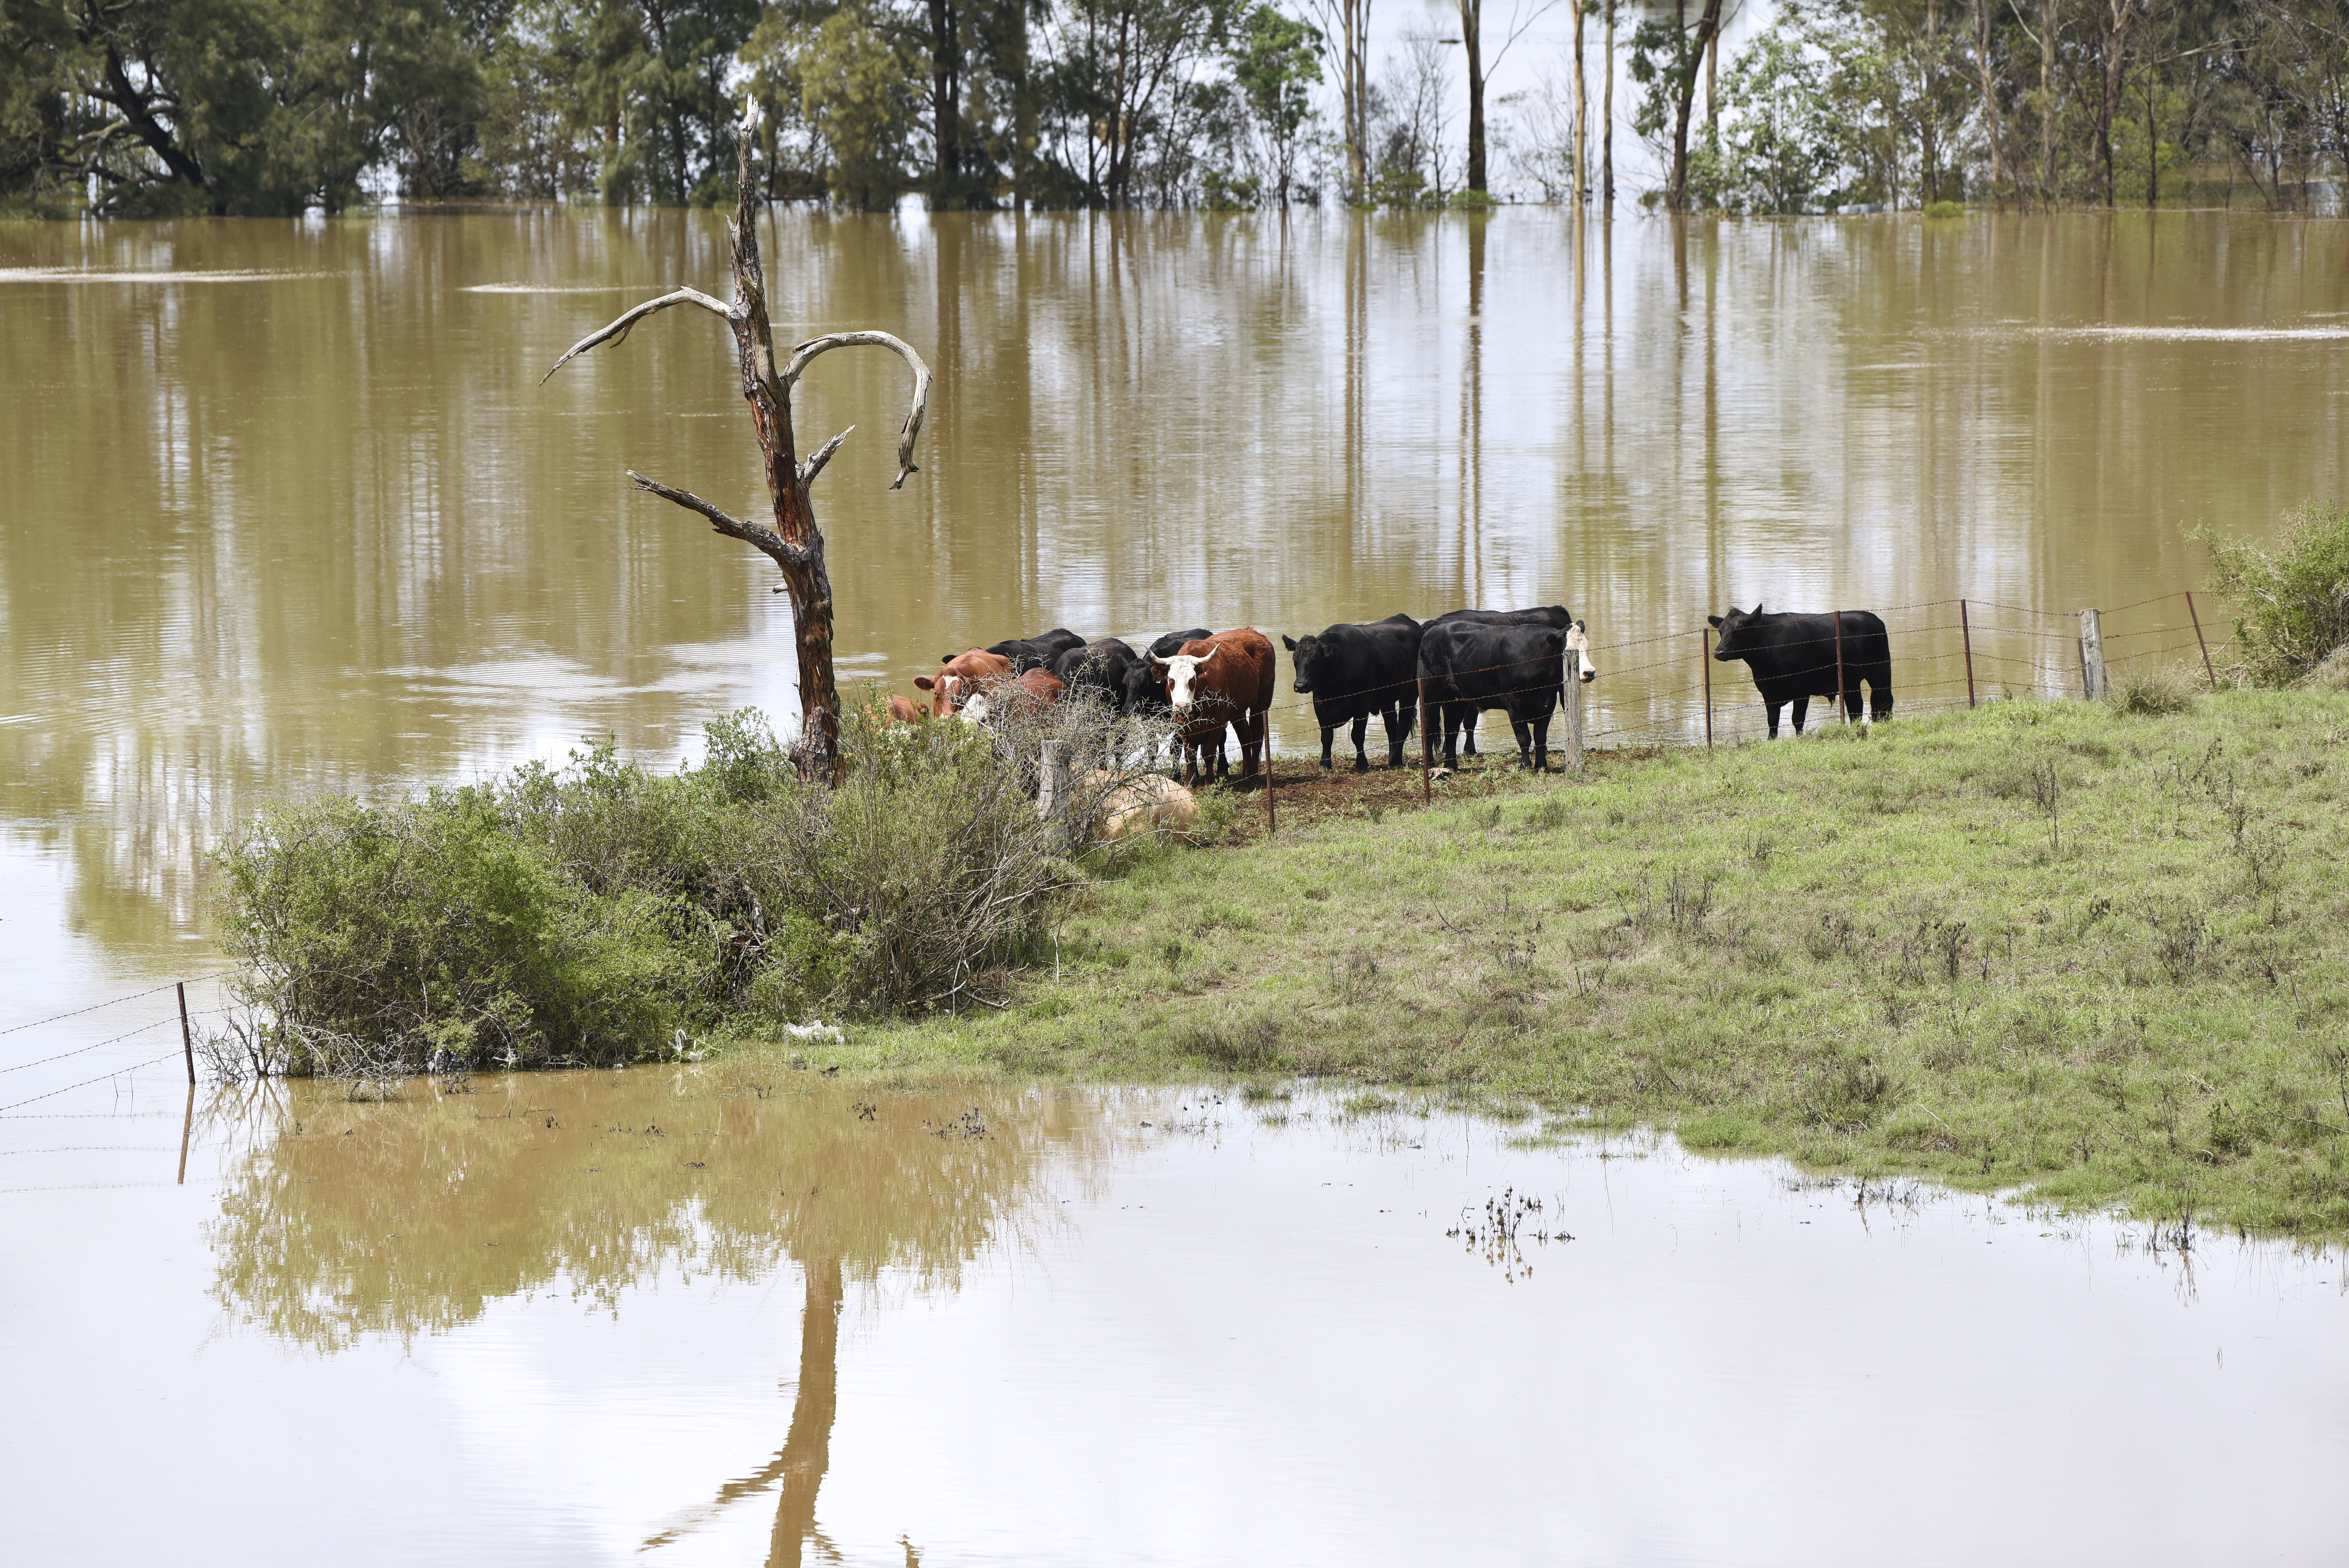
[2,0,2343,216]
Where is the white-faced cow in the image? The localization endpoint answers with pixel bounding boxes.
[1123,627,1226,777]
[1153,629,1276,786]
[1417,619,1566,771]
[915,649,1014,717]
[1708,604,1894,736]
[1283,614,1422,771]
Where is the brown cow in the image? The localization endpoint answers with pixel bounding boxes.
[914,650,1013,716]
[958,667,1065,727]
[876,694,925,724]
[1153,628,1276,786]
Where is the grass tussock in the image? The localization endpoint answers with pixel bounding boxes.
[831,690,2349,1240]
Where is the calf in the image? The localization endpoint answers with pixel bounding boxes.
[1154,629,1276,786]
[914,649,1013,717]
[970,627,1086,674]
[1708,604,1894,737]
[1283,613,1422,771]
[1418,620,1566,771]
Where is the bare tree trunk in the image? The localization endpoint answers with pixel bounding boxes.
[1976,0,2006,197]
[1574,0,1589,202]
[1306,0,1374,195]
[1668,0,1726,208]
[1603,0,1617,206]
[929,0,963,204]
[2040,0,2058,205]
[1460,0,1488,191]
[544,107,933,782]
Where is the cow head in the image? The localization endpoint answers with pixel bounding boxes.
[1566,619,1597,683]
[1282,633,1325,694]
[1121,657,1167,714]
[1708,604,1764,661]
[1152,650,1212,718]
[914,671,970,714]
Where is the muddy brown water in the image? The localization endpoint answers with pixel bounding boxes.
[4,1071,2347,1565]
[7,212,2349,1558]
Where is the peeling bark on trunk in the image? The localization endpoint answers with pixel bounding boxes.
[544,109,932,782]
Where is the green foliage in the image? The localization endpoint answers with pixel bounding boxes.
[214,706,1086,1072]
[2194,502,2349,687]
[1224,1,1318,205]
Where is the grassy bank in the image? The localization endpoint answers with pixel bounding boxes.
[798,689,2349,1238]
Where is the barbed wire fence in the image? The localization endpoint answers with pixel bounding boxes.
[1175,591,2230,836]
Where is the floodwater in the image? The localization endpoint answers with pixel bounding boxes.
[7,213,2349,1557]
[7,210,2349,1009]
[4,1073,2345,1565]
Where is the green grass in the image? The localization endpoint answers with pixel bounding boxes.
[766,691,2349,1239]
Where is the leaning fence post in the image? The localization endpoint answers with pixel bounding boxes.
[2185,591,2218,690]
[1959,599,1977,708]
[2078,609,2105,700]
[1418,675,1432,806]
[1701,628,1713,749]
[178,981,195,1087]
[1263,724,1275,837]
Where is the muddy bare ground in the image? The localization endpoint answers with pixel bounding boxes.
[1212,745,1669,845]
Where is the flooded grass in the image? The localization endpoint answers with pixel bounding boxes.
[782,690,2349,1241]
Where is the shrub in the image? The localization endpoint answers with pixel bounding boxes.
[1923,199,1967,219]
[2192,502,2349,685]
[214,697,1158,1071]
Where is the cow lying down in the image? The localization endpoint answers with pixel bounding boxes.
[1084,771,1198,841]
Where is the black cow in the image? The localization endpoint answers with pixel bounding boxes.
[1121,627,1228,777]
[1418,620,1566,772]
[1708,604,1894,737]
[1423,606,1588,755]
[1053,636,1141,711]
[1282,614,1422,771]
[958,627,1086,674]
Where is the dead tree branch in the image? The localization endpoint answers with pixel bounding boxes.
[540,287,736,385]
[782,332,932,488]
[799,427,852,489]
[625,471,810,565]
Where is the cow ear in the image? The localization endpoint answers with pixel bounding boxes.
[1751,602,1763,616]
[914,675,935,691]
[1281,635,1296,651]
[1706,615,1722,629]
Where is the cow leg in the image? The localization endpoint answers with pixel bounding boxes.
[1349,714,1370,773]
[1319,724,1337,771]
[1440,703,1463,770]
[1791,696,1810,735]
[1462,711,1479,757]
[1510,715,1532,767]
[1217,728,1233,780]
[1766,700,1784,739]
[1384,702,1413,768]
[1241,712,1264,779]
[1530,712,1553,772]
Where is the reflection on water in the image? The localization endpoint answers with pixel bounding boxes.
[4,1075,2340,1565]
[204,1072,1115,1566]
[7,211,2349,1000]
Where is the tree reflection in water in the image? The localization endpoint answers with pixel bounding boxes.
[204,1068,1124,1562]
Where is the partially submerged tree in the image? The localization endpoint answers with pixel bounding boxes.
[543,101,932,781]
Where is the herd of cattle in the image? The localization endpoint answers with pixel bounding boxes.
[890,603,1896,785]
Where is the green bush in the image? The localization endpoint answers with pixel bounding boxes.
[215,700,1120,1071]
[1923,199,1967,218]
[2193,502,2349,685]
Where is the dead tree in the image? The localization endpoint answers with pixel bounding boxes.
[542,103,932,781]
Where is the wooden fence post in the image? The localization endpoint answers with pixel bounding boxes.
[1834,612,1847,724]
[1419,675,1432,806]
[2185,591,2218,690]
[1037,741,1066,821]
[1565,649,1586,771]
[178,981,195,1087]
[1959,599,1977,708]
[2078,609,2105,700]
[1701,628,1713,749]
